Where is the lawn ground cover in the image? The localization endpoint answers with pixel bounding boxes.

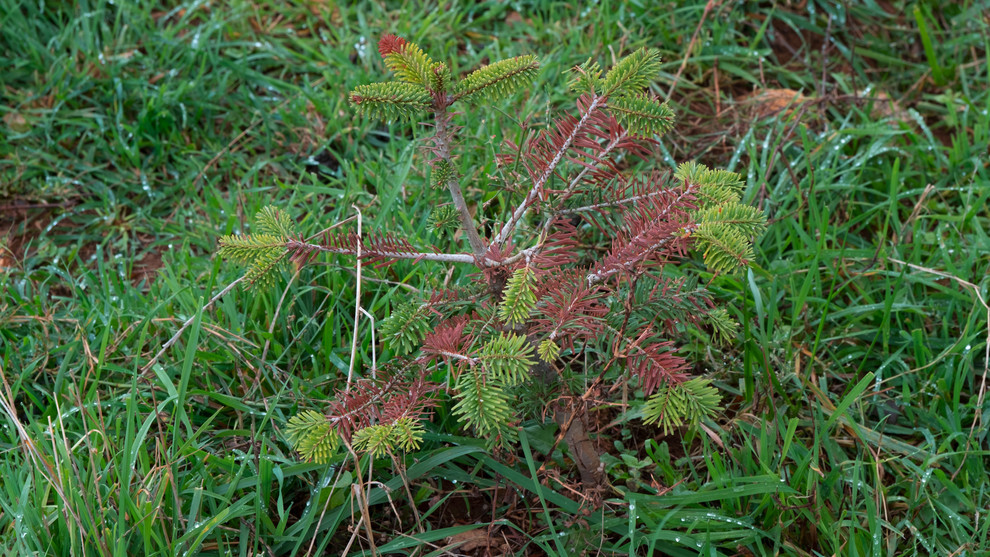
[1,1,988,555]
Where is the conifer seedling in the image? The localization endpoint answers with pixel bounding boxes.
[220,35,766,486]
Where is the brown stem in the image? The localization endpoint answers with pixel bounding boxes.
[493,95,605,247]
[433,106,487,259]
[553,400,603,490]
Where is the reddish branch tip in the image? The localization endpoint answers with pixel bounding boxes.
[378,34,407,57]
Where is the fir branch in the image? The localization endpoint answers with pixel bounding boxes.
[421,316,474,363]
[429,63,451,96]
[380,300,433,356]
[430,159,455,190]
[707,307,739,344]
[352,417,426,457]
[498,267,538,327]
[527,221,583,270]
[377,34,407,57]
[611,276,716,339]
[557,171,682,217]
[568,58,603,95]
[453,363,516,444]
[494,94,607,246]
[692,222,755,274]
[245,245,290,288]
[642,377,722,435]
[605,93,676,137]
[478,333,536,387]
[452,55,539,103]
[285,410,340,464]
[326,374,403,441]
[545,129,632,210]
[695,203,767,237]
[323,372,438,444]
[675,161,744,205]
[625,336,690,394]
[218,234,286,265]
[284,236,477,265]
[380,374,440,424]
[499,130,638,267]
[218,206,296,288]
[380,37,436,89]
[427,205,461,236]
[530,271,607,341]
[350,82,431,120]
[256,205,295,237]
[586,183,698,285]
[537,339,560,362]
[601,47,662,97]
[496,93,654,251]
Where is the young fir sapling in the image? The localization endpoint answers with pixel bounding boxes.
[219,35,765,480]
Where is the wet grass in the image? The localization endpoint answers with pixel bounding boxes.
[1,0,988,555]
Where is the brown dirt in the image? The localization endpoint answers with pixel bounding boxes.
[0,200,166,288]
[0,202,63,270]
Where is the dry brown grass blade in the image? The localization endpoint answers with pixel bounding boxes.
[666,0,721,101]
